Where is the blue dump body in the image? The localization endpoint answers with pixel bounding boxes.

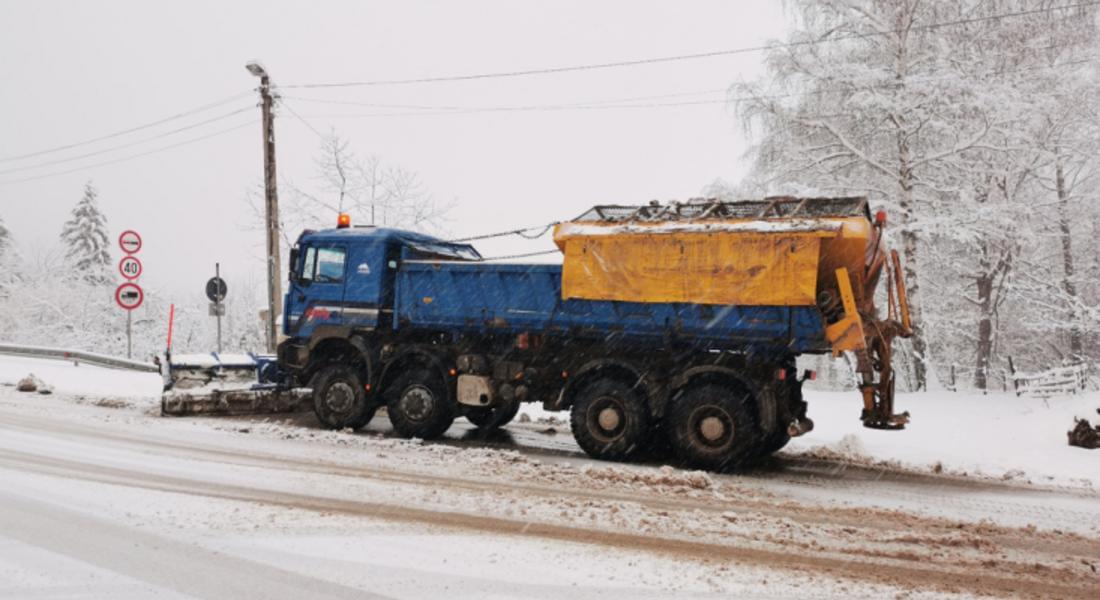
[394,261,828,354]
[284,228,828,355]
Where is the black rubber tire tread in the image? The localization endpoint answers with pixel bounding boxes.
[668,383,758,471]
[756,430,791,457]
[312,364,375,430]
[386,367,455,439]
[569,378,651,461]
[466,399,521,429]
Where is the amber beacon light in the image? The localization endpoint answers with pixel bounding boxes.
[337,213,351,228]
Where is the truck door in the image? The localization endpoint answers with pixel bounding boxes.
[286,243,348,338]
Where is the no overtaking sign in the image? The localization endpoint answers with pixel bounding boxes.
[119,230,142,254]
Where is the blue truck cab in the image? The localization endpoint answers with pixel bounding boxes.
[284,227,481,340]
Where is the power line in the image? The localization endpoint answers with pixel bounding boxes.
[282,88,729,111]
[281,1,1100,89]
[300,98,730,119]
[0,119,257,186]
[0,106,254,176]
[278,98,327,140]
[290,57,1097,120]
[0,90,253,164]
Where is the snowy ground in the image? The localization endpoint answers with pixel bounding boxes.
[785,390,1100,489]
[0,354,162,398]
[515,386,1100,490]
[1,355,1098,599]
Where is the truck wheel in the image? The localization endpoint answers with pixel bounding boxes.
[312,364,376,430]
[668,383,756,470]
[570,378,651,461]
[466,399,520,429]
[756,430,791,457]
[386,367,455,439]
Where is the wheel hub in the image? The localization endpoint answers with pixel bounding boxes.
[699,415,727,442]
[690,404,734,449]
[325,382,355,414]
[597,407,622,432]
[400,385,434,421]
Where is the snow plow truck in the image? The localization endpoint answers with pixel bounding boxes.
[165,196,913,469]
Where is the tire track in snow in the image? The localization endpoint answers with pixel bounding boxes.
[1,409,1098,598]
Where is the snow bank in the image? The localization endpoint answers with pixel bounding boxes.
[0,355,162,400]
[788,390,1100,488]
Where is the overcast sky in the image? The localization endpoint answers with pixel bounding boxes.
[0,0,787,306]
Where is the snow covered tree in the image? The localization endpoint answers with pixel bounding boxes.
[251,129,451,254]
[732,0,1099,390]
[733,0,988,389]
[0,216,9,259]
[0,215,16,293]
[60,181,111,283]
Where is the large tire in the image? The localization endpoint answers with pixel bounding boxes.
[312,364,376,430]
[755,430,791,457]
[668,383,758,470]
[386,367,455,439]
[569,378,651,461]
[466,399,520,429]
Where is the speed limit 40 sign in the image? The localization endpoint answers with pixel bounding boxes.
[119,255,142,280]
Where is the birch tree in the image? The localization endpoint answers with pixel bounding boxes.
[734,0,994,389]
[733,0,1099,389]
[253,130,451,254]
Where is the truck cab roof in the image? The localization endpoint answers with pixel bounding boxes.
[297,226,482,261]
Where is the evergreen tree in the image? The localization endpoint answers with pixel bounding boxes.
[0,215,12,292]
[0,216,9,259]
[60,181,111,283]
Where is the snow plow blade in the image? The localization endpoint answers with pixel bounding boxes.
[160,352,310,416]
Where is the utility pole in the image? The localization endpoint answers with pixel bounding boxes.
[246,61,282,353]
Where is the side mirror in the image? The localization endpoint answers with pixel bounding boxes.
[288,247,300,282]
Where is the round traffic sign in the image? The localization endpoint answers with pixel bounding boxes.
[205,277,228,302]
[115,282,144,311]
[119,230,142,254]
[119,256,143,280]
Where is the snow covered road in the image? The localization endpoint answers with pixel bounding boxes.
[1,373,1098,598]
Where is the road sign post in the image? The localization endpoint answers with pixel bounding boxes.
[117,230,143,359]
[115,282,144,358]
[206,265,228,354]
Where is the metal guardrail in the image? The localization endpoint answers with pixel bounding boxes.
[0,342,160,373]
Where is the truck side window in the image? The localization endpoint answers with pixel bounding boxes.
[315,247,346,283]
[300,247,317,283]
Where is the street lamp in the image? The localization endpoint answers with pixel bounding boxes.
[245,61,267,79]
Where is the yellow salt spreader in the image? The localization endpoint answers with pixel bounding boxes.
[552,196,913,430]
